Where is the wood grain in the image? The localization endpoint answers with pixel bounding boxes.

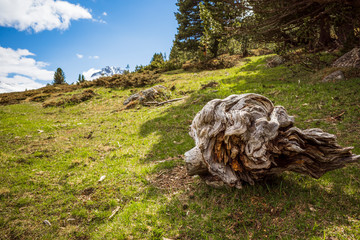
[185,93,360,188]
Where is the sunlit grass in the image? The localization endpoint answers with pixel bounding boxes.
[0,55,359,239]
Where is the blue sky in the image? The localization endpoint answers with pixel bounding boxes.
[0,0,178,93]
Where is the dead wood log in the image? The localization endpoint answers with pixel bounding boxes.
[185,93,360,188]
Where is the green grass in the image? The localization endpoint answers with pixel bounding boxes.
[1,55,359,239]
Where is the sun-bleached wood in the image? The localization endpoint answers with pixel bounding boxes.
[185,93,360,188]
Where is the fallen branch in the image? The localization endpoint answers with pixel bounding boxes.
[143,98,185,106]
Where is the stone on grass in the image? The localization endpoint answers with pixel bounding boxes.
[332,48,360,68]
[266,55,285,68]
[123,85,166,106]
[322,70,345,82]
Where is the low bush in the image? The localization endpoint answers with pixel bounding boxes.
[43,89,96,107]
[81,71,161,88]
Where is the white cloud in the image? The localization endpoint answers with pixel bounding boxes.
[103,12,107,16]
[82,68,100,80]
[0,0,92,32]
[93,18,107,24]
[0,46,54,93]
[76,53,84,59]
[89,55,99,60]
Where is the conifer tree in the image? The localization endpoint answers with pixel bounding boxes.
[173,0,247,59]
[77,74,85,84]
[53,68,66,85]
[174,0,203,53]
[151,53,165,64]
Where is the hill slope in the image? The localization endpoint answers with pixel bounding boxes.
[1,55,359,239]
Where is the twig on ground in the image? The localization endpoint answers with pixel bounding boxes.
[143,97,185,106]
[108,206,121,220]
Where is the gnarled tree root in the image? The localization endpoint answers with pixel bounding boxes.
[185,93,360,188]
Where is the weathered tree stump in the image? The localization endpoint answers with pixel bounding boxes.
[185,93,360,188]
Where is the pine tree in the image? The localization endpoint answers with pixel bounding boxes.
[77,74,85,84]
[174,0,203,54]
[151,53,165,64]
[199,2,223,58]
[53,68,66,85]
[173,0,247,60]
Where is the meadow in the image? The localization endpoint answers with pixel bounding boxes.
[1,55,359,239]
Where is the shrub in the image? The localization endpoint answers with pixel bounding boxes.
[81,71,161,89]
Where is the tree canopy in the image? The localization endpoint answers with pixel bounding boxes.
[171,0,360,62]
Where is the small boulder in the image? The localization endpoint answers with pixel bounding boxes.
[332,48,360,68]
[266,55,285,68]
[322,70,345,82]
[123,85,167,106]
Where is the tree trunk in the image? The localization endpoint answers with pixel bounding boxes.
[210,38,219,58]
[241,36,249,57]
[317,14,333,49]
[185,94,360,188]
[334,3,357,50]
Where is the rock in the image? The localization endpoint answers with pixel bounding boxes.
[322,70,345,82]
[123,85,166,106]
[266,55,285,68]
[43,220,51,226]
[98,175,106,182]
[332,48,360,68]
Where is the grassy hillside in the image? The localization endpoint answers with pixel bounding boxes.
[1,55,359,239]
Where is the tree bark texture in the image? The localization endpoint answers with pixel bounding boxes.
[185,94,360,188]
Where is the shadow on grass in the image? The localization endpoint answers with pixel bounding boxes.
[154,167,360,239]
[138,92,220,162]
[137,57,360,239]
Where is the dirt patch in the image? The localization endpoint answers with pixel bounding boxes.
[28,93,51,102]
[151,165,194,191]
[201,81,219,90]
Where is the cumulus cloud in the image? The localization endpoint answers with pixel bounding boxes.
[76,53,84,59]
[82,68,100,80]
[0,46,54,93]
[89,55,99,60]
[0,0,92,32]
[103,12,107,16]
